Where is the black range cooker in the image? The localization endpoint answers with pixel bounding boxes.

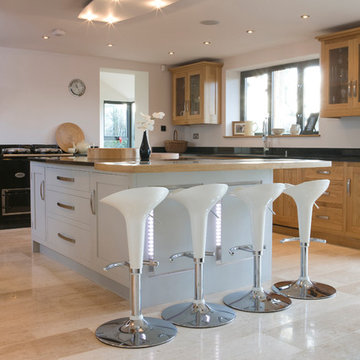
[0,145,65,229]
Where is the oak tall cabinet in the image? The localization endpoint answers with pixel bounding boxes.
[169,61,222,125]
[317,27,360,117]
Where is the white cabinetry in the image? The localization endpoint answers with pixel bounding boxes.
[90,172,130,286]
[30,163,46,244]
[45,165,93,267]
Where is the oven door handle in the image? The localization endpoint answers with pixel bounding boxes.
[40,180,45,201]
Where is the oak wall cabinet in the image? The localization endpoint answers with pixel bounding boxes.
[169,61,222,125]
[274,162,360,249]
[317,27,360,117]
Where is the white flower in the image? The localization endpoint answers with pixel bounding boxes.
[137,111,165,131]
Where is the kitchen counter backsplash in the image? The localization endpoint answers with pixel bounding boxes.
[152,147,360,162]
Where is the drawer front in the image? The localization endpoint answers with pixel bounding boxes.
[47,168,90,192]
[47,216,92,264]
[47,190,91,225]
[303,163,344,181]
[316,183,344,206]
[312,206,344,232]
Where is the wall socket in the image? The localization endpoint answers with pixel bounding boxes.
[193,133,199,139]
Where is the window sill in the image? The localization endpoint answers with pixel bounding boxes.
[224,134,320,138]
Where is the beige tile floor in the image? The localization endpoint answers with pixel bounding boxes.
[0,229,360,359]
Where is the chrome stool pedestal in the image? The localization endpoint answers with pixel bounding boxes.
[161,184,236,328]
[223,183,291,313]
[96,263,177,348]
[223,246,291,313]
[162,255,235,328]
[273,238,336,300]
[95,187,177,348]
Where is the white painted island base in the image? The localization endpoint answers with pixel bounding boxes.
[30,158,330,307]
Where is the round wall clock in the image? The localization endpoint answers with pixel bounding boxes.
[68,79,86,96]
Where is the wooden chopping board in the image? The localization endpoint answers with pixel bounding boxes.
[55,122,85,152]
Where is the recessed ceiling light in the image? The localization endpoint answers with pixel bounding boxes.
[203,41,211,45]
[152,0,166,9]
[200,20,219,26]
[42,35,49,40]
[168,51,175,55]
[301,14,310,19]
[107,43,113,47]
[246,30,254,34]
[104,15,119,24]
[83,12,97,21]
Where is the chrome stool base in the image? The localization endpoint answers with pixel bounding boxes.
[223,289,291,313]
[95,317,177,348]
[273,279,336,300]
[161,302,236,328]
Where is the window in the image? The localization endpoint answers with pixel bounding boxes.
[103,101,134,148]
[240,59,320,133]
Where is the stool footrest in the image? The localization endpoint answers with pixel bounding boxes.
[104,259,159,271]
[280,237,327,244]
[229,244,266,255]
[169,251,215,262]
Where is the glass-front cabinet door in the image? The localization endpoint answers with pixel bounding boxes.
[188,70,202,122]
[173,73,187,123]
[352,37,360,112]
[321,40,352,116]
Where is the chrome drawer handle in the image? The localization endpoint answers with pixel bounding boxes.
[348,81,352,98]
[57,232,76,244]
[347,179,351,195]
[316,215,329,220]
[56,176,75,182]
[90,190,96,215]
[317,170,330,175]
[353,80,357,98]
[323,191,330,196]
[57,202,75,211]
[40,180,45,200]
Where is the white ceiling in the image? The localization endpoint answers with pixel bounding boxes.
[1,0,360,65]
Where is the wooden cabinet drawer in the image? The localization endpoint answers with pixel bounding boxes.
[312,206,344,232]
[47,190,91,225]
[303,163,344,181]
[47,167,90,192]
[317,183,344,206]
[47,216,92,264]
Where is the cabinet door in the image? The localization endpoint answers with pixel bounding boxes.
[346,163,360,236]
[90,173,130,287]
[30,164,46,243]
[273,169,301,228]
[187,69,203,123]
[321,40,352,117]
[351,37,360,112]
[172,72,188,124]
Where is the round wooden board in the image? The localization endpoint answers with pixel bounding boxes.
[55,123,85,152]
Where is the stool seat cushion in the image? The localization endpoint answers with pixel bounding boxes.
[232,183,285,251]
[101,187,169,269]
[169,184,228,258]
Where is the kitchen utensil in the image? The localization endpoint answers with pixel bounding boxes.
[55,123,85,152]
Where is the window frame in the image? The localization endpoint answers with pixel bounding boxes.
[240,59,319,132]
[103,100,134,147]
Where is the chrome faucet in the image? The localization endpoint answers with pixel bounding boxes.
[262,120,269,155]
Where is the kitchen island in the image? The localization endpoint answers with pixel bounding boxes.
[30,157,331,307]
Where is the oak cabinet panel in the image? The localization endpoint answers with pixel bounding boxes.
[170,62,222,125]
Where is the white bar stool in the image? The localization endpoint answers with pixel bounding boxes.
[273,179,336,300]
[223,183,292,313]
[95,187,177,348]
[161,184,236,328]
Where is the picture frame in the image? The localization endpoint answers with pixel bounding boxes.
[301,113,319,134]
[232,121,246,136]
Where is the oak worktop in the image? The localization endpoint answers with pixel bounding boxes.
[34,156,331,173]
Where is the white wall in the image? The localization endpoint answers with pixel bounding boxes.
[182,39,360,149]
[0,46,173,147]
